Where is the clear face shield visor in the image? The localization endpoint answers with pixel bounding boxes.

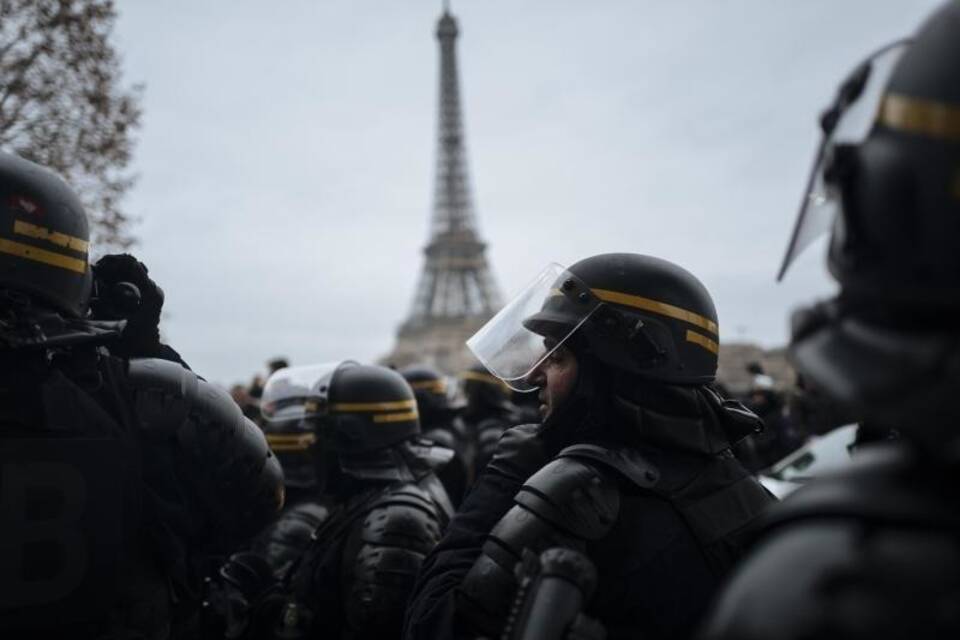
[777,40,910,281]
[466,263,603,392]
[260,362,345,422]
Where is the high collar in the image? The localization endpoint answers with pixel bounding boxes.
[609,386,733,455]
[554,354,759,455]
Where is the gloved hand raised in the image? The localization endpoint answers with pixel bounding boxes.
[90,253,166,359]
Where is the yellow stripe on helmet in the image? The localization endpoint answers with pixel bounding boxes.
[0,238,87,274]
[685,329,719,355]
[879,93,960,142]
[460,370,510,390]
[330,399,417,412]
[372,410,419,423]
[266,432,317,451]
[409,379,448,394]
[266,433,317,444]
[269,442,315,452]
[591,288,719,336]
[13,220,89,253]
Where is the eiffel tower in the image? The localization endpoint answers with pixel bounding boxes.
[385,4,502,373]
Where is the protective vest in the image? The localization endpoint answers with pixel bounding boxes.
[457,442,774,637]
[0,349,143,635]
[276,473,453,640]
[2,348,285,638]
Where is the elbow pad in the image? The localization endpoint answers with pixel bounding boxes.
[457,457,620,637]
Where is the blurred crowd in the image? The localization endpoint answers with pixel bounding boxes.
[232,356,852,479]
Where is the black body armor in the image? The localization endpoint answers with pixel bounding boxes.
[458,442,773,638]
[126,358,285,542]
[702,445,960,639]
[0,344,283,638]
[252,500,330,579]
[702,5,960,639]
[281,476,452,640]
[234,362,455,639]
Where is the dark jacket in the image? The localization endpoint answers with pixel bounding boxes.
[701,443,960,640]
[284,477,451,640]
[0,343,283,639]
[404,383,775,640]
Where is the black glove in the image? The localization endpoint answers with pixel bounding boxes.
[487,423,566,483]
[91,253,166,360]
[203,552,288,640]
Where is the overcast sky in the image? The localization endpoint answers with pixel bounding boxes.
[112,0,941,386]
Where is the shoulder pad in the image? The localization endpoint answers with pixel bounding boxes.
[254,502,329,574]
[358,488,445,553]
[127,358,284,542]
[364,483,447,528]
[126,357,199,435]
[517,457,620,540]
[370,481,436,506]
[559,443,661,489]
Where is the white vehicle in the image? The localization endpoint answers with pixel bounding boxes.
[758,424,858,499]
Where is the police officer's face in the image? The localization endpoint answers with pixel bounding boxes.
[527,342,579,420]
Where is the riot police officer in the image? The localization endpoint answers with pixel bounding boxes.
[0,151,284,638]
[702,3,960,638]
[401,363,471,505]
[229,362,454,640]
[460,362,518,475]
[250,379,332,580]
[405,254,775,640]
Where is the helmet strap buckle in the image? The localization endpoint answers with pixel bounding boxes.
[622,315,667,367]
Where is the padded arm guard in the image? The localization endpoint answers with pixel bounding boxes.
[127,358,284,542]
[253,502,329,578]
[457,457,620,638]
[343,484,447,640]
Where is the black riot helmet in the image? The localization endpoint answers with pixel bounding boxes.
[260,364,327,489]
[262,362,422,482]
[400,364,455,422]
[778,2,960,432]
[327,363,421,453]
[460,362,512,411]
[262,416,320,489]
[0,152,92,317]
[468,254,719,391]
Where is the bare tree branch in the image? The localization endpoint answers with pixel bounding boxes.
[0,0,142,249]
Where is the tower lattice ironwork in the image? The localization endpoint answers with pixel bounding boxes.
[385,6,502,373]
